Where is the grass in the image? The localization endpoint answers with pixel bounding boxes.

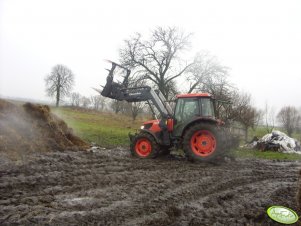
[231,149,301,161]
[248,126,271,139]
[248,126,301,141]
[52,107,146,148]
[4,98,300,161]
[51,106,301,161]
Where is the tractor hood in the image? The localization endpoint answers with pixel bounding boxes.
[143,119,160,126]
[141,119,161,133]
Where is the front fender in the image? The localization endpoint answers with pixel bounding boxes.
[141,129,163,145]
[130,129,163,145]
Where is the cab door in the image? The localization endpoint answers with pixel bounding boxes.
[172,98,199,137]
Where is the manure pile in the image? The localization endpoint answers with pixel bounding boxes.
[0,99,88,160]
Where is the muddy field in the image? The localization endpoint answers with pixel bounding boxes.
[0,149,300,226]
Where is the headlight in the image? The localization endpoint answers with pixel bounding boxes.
[140,125,145,130]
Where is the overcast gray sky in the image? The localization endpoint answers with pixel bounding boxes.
[0,0,300,112]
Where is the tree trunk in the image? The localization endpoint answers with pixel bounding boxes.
[244,126,249,142]
[287,128,293,137]
[56,74,61,107]
[56,86,60,107]
[132,114,137,121]
[115,105,120,114]
[132,110,138,121]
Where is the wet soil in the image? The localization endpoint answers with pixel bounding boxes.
[0,149,300,226]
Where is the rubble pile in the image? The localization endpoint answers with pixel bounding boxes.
[246,130,301,154]
[0,99,88,160]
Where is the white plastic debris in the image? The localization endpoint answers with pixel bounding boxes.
[257,130,301,154]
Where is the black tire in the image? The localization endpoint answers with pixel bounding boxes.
[183,123,222,162]
[130,133,159,159]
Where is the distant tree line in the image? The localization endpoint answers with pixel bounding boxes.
[69,92,146,121]
[276,106,301,137]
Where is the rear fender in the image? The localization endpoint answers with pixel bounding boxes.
[181,118,220,137]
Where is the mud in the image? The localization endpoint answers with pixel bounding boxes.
[297,170,301,210]
[0,149,300,226]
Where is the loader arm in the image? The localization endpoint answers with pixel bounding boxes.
[100,61,172,118]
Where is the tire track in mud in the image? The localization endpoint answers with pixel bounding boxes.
[0,149,300,225]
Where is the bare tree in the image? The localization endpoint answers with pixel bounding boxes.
[80,96,91,109]
[228,92,261,141]
[45,64,74,107]
[240,106,262,141]
[90,95,106,111]
[110,100,127,114]
[263,102,275,133]
[130,102,145,121]
[186,52,229,93]
[70,92,81,107]
[277,106,301,136]
[186,52,234,120]
[99,96,106,111]
[119,26,193,99]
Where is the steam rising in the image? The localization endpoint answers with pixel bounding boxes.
[0,99,88,161]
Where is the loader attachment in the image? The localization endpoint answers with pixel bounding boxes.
[101,60,131,100]
[99,60,171,118]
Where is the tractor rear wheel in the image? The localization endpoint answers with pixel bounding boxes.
[183,123,221,162]
[130,133,159,159]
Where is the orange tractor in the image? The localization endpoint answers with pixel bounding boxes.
[100,60,230,162]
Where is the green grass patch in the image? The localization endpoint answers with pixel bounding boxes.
[52,107,146,148]
[231,148,301,161]
[248,127,270,139]
[248,126,301,141]
[51,106,301,160]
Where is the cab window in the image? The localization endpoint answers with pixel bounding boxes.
[174,98,199,123]
[200,98,215,117]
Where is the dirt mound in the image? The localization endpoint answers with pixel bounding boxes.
[0,99,88,160]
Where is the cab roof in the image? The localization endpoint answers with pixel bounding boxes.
[176,93,211,98]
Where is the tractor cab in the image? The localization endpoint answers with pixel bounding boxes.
[172,93,216,137]
[140,93,219,146]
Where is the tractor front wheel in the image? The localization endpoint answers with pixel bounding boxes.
[183,124,221,162]
[130,133,159,159]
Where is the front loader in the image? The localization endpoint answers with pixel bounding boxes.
[98,60,231,162]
